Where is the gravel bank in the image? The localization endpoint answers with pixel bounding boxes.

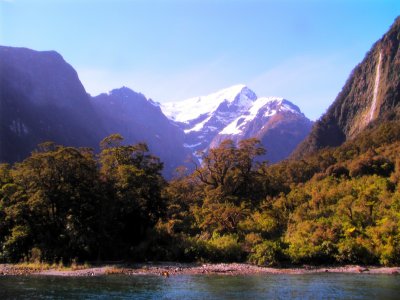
[1,263,399,277]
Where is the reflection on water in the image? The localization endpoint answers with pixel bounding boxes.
[1,273,400,299]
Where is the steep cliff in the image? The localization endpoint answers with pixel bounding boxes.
[294,17,400,157]
[0,46,103,162]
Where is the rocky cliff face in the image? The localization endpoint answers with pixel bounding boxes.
[294,17,400,157]
[0,46,103,162]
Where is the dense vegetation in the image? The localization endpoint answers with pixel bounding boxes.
[0,134,165,263]
[1,121,400,266]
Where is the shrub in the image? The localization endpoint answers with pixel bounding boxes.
[205,233,243,262]
[349,155,394,178]
[325,164,349,178]
[335,237,375,264]
[248,240,282,266]
[182,236,209,262]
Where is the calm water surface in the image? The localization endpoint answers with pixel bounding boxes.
[1,274,399,299]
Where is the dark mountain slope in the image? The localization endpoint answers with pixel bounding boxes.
[0,46,104,162]
[92,87,191,176]
[0,46,191,177]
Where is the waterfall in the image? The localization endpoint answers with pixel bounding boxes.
[369,51,382,122]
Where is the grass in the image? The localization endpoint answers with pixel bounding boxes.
[11,261,91,271]
[2,263,131,276]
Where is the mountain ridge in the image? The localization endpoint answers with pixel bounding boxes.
[162,85,312,163]
[92,86,192,176]
[0,45,312,176]
[0,45,104,162]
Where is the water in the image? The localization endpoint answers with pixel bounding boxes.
[1,274,400,299]
[368,50,382,123]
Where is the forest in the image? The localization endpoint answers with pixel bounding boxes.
[1,120,400,266]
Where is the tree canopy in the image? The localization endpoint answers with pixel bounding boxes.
[2,122,400,266]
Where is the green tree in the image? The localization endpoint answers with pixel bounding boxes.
[2,144,102,262]
[99,134,166,257]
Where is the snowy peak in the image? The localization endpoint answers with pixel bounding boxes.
[208,94,312,163]
[219,97,302,135]
[160,84,311,164]
[249,97,298,119]
[161,84,257,123]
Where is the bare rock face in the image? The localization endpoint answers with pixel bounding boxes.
[293,17,400,158]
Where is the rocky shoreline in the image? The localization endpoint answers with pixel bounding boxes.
[1,263,400,277]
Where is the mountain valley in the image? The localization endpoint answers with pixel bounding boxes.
[0,48,312,176]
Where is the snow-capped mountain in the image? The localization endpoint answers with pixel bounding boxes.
[162,85,312,163]
[162,85,258,155]
[162,84,256,124]
[218,97,300,135]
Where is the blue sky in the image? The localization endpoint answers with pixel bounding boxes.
[1,0,399,120]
